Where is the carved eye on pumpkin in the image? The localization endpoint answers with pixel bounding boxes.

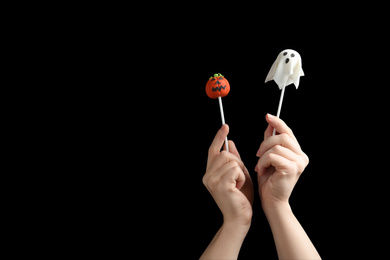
[205,73,230,99]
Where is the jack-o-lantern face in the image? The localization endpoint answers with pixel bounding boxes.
[205,73,230,99]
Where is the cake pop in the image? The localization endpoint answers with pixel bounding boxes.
[265,49,304,135]
[206,73,230,152]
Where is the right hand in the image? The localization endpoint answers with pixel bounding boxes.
[255,114,309,210]
[203,124,254,227]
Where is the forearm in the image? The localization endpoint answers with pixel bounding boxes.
[200,222,249,260]
[264,203,321,260]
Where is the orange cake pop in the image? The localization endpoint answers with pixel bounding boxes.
[205,73,230,152]
[205,73,230,99]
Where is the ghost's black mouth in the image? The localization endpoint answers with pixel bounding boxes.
[283,51,295,64]
[212,85,227,92]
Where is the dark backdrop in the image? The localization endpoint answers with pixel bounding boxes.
[142,29,353,260]
[79,11,387,259]
[122,30,372,259]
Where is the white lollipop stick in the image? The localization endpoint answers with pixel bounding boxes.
[218,96,229,152]
[272,85,285,136]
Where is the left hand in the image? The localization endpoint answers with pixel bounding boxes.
[203,124,254,227]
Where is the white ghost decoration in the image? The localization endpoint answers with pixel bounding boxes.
[265,49,304,89]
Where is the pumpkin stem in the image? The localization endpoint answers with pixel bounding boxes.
[214,73,219,77]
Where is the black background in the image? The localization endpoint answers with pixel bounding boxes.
[8,3,389,259]
[130,25,369,260]
[72,7,388,259]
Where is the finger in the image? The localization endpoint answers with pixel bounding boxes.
[264,122,274,140]
[256,152,294,177]
[259,144,299,162]
[225,141,249,179]
[207,150,245,175]
[265,114,297,142]
[228,142,253,184]
[256,133,302,157]
[227,140,241,159]
[207,124,229,164]
[219,161,246,190]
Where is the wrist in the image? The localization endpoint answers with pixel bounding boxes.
[262,200,291,216]
[222,218,251,235]
[222,209,252,230]
[200,219,249,259]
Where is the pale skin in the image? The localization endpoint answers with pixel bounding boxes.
[200,114,321,260]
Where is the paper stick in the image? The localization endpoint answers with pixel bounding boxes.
[272,85,286,136]
[218,96,229,152]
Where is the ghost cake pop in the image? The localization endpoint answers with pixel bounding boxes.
[265,49,304,135]
[206,73,230,152]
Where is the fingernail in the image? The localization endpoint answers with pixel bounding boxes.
[256,149,261,157]
[267,113,274,119]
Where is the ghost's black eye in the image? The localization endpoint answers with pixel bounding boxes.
[285,58,290,64]
[283,52,287,56]
[291,53,295,57]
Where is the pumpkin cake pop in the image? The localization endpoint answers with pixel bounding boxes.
[206,73,230,152]
[205,73,230,99]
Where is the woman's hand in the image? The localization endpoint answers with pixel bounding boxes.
[203,124,254,227]
[254,114,320,259]
[255,114,309,210]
